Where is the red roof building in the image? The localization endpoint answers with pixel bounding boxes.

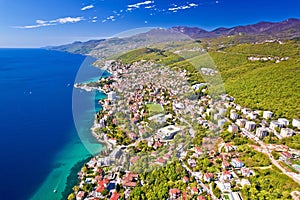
[110,192,120,200]
[169,188,181,199]
[122,172,139,187]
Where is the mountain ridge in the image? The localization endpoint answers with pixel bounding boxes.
[46,18,300,54]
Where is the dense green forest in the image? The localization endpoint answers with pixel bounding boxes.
[241,167,300,199]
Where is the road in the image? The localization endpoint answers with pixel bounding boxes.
[241,128,300,185]
[180,161,219,200]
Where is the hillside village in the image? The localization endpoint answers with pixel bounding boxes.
[69,59,300,200]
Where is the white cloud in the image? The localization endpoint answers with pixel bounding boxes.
[145,5,155,9]
[128,1,154,9]
[14,16,85,29]
[168,2,198,12]
[53,17,84,24]
[81,5,94,11]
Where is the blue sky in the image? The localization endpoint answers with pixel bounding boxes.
[0,0,299,47]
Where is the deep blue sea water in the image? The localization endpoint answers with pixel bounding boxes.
[0,49,106,200]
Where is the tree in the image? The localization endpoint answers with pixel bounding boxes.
[101,189,109,196]
[72,185,79,193]
[67,193,75,200]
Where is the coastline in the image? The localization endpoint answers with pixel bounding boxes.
[61,156,92,200]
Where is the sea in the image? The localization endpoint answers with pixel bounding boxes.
[0,48,108,200]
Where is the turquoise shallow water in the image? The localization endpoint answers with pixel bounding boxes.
[31,56,108,200]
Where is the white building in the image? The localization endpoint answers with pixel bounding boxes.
[214,113,222,120]
[263,111,273,119]
[248,112,258,120]
[157,125,181,140]
[219,108,227,116]
[280,128,294,137]
[292,119,300,129]
[270,120,283,131]
[218,119,226,128]
[107,91,117,101]
[256,127,268,138]
[236,119,246,127]
[278,118,289,127]
[230,112,239,121]
[228,124,238,133]
[245,121,256,131]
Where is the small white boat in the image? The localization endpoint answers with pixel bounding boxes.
[53,189,57,193]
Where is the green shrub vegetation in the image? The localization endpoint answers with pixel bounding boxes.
[238,145,271,167]
[241,167,300,200]
[129,160,188,200]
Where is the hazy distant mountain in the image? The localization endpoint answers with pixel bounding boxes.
[45,39,105,54]
[46,18,300,55]
[174,18,300,39]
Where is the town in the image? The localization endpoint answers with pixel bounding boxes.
[69,59,300,200]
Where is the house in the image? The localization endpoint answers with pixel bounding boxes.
[236,105,242,110]
[107,91,117,101]
[248,112,258,120]
[230,112,239,121]
[204,173,214,182]
[281,151,293,160]
[221,170,232,180]
[129,156,140,163]
[214,113,222,120]
[122,172,138,187]
[241,167,252,177]
[110,192,120,200]
[230,192,243,200]
[263,111,273,119]
[224,143,236,152]
[127,132,138,140]
[245,121,256,131]
[242,108,251,115]
[163,154,171,160]
[219,108,227,116]
[194,146,203,155]
[236,119,246,127]
[95,179,111,197]
[222,161,231,169]
[231,158,244,168]
[197,196,206,200]
[218,119,226,128]
[270,121,283,131]
[156,158,166,165]
[256,127,268,139]
[108,138,117,145]
[228,124,238,133]
[169,188,181,200]
[153,140,163,150]
[280,128,294,138]
[188,159,197,168]
[216,181,231,192]
[292,119,300,129]
[183,176,189,183]
[278,118,289,127]
[76,191,85,200]
[191,187,199,195]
